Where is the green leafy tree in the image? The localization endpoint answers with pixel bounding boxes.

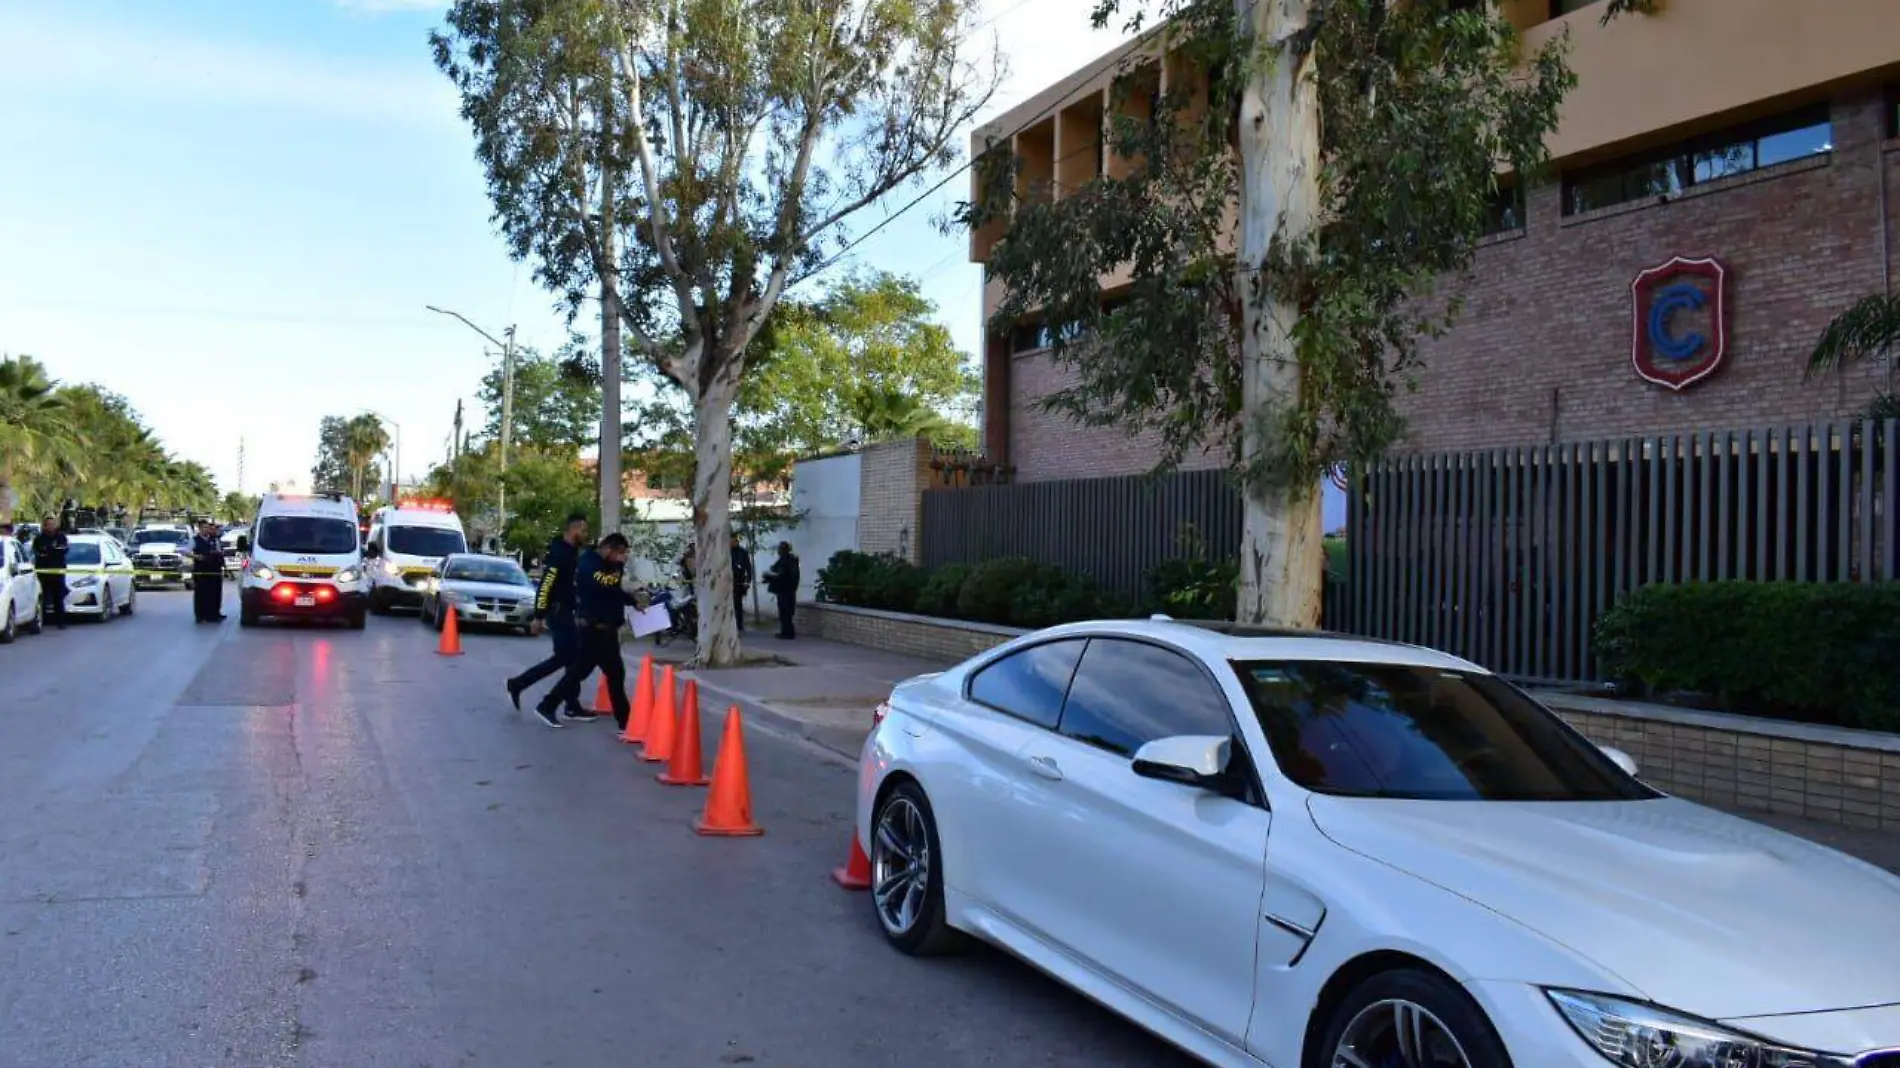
[1807,293,1900,422]
[221,492,261,523]
[0,354,78,520]
[479,341,604,451]
[743,272,979,453]
[969,0,1648,626]
[499,445,598,556]
[310,416,355,495]
[433,0,996,665]
[343,415,391,502]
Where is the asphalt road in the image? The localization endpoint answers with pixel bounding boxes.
[0,588,1196,1068]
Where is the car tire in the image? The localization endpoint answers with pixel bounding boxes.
[368,589,387,616]
[1308,968,1513,1068]
[348,607,367,631]
[1,603,15,644]
[868,781,965,957]
[23,598,42,635]
[240,598,258,628]
[120,588,136,616]
[97,589,113,624]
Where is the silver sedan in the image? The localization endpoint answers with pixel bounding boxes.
[418,553,537,635]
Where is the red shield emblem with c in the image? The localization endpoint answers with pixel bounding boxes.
[1631,256,1729,392]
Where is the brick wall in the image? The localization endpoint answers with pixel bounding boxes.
[995,89,1900,478]
[1402,90,1897,453]
[855,438,932,561]
[801,602,1900,831]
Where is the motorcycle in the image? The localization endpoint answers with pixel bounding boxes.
[646,584,697,646]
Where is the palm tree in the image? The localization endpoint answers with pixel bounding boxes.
[1807,293,1900,421]
[0,354,78,520]
[344,415,390,501]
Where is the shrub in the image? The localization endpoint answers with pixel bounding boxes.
[1142,557,1239,619]
[956,556,1047,624]
[815,550,924,612]
[916,563,970,618]
[1594,581,1900,731]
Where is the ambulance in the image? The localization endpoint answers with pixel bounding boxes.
[237,492,370,628]
[363,500,469,614]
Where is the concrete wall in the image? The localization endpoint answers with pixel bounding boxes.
[797,601,1900,832]
[789,451,862,602]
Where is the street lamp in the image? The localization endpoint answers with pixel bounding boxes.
[426,305,516,537]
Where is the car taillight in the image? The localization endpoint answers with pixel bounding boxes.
[872,701,893,725]
[271,584,296,602]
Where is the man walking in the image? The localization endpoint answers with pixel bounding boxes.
[32,515,68,631]
[535,532,645,731]
[764,541,800,640]
[506,512,593,720]
[190,519,226,622]
[729,533,752,631]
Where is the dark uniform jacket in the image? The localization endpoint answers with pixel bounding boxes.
[765,553,800,596]
[573,548,640,627]
[32,530,68,571]
[190,534,224,576]
[534,536,580,619]
[731,545,753,587]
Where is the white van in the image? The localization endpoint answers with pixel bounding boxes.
[237,493,369,628]
[363,501,469,614]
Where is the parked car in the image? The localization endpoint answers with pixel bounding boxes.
[1,534,43,642]
[129,526,193,589]
[854,617,1900,1068]
[60,534,136,620]
[219,524,249,575]
[417,553,536,634]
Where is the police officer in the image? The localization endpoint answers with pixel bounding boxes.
[32,515,69,630]
[730,533,753,631]
[190,519,226,623]
[506,512,593,720]
[763,541,800,640]
[535,532,644,732]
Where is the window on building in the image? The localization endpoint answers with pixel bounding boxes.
[1562,106,1832,216]
[1549,0,1602,16]
[1482,180,1523,236]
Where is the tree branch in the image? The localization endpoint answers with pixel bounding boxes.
[606,16,697,318]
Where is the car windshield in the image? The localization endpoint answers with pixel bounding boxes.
[66,542,103,566]
[1232,660,1655,802]
[255,516,359,555]
[388,526,467,557]
[444,559,529,585]
[133,529,185,545]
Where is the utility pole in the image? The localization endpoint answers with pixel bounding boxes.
[451,399,464,462]
[236,437,246,499]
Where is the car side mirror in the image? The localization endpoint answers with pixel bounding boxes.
[1132,735,1234,792]
[236,536,249,553]
[1599,745,1639,779]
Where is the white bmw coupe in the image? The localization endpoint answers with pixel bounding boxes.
[854,618,1900,1068]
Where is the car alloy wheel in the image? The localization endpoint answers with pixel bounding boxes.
[1333,999,1475,1068]
[867,782,962,956]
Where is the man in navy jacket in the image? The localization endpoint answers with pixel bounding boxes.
[534,532,644,731]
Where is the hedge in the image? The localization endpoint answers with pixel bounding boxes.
[1593,581,1900,732]
[816,551,1156,630]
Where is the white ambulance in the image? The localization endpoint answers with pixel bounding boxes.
[236,492,370,628]
[363,500,469,614]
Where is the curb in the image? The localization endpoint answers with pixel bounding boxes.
[684,672,870,766]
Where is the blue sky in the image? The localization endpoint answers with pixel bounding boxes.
[0,1,1344,527]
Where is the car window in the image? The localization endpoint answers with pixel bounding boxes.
[967,639,1085,729]
[388,526,467,557]
[255,516,358,555]
[1233,660,1656,802]
[1057,639,1235,757]
[66,542,103,566]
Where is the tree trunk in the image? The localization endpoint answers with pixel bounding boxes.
[690,365,743,666]
[597,173,624,536]
[1235,0,1325,628]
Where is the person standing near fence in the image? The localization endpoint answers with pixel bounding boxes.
[764,541,799,640]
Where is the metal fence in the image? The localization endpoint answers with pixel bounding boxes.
[920,467,1242,599]
[1346,420,1899,684]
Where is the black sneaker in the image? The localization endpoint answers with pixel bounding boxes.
[506,680,523,712]
[532,706,564,729]
[561,709,603,723]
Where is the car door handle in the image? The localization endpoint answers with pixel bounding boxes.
[1026,754,1063,781]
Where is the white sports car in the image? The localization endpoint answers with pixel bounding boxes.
[854,618,1900,1068]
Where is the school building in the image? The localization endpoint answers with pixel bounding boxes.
[969,0,1900,481]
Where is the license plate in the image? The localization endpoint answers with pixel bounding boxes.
[294,595,316,607]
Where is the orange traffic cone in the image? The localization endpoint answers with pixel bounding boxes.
[640,666,678,763]
[620,656,654,745]
[657,680,711,786]
[694,707,763,837]
[592,675,612,714]
[831,834,872,890]
[436,604,464,656]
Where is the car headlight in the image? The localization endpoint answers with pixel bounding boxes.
[1547,990,1843,1068]
[251,564,276,582]
[71,576,100,588]
[334,568,358,584]
[382,559,400,576]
